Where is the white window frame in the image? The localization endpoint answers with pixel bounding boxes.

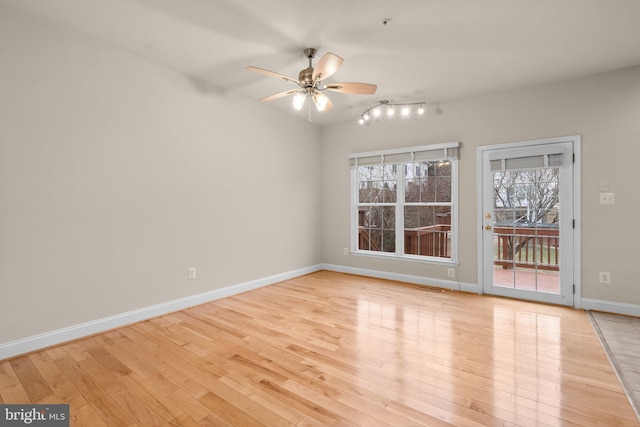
[349,142,459,265]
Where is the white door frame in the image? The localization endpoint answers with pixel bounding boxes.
[476,135,581,308]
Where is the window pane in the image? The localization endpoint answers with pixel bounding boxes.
[383,205,395,227]
[369,206,383,229]
[370,185,382,203]
[357,205,396,253]
[405,177,420,203]
[382,181,397,203]
[382,229,396,253]
[358,206,379,251]
[358,166,372,181]
[421,177,435,203]
[384,164,397,180]
[404,206,420,229]
[494,207,515,226]
[435,206,452,226]
[435,177,451,202]
[404,206,451,257]
[358,166,377,203]
[371,165,384,180]
[358,207,371,228]
[369,230,382,251]
[381,207,396,252]
[436,161,451,177]
[427,162,436,177]
[358,181,371,203]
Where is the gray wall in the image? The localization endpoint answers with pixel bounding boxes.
[322,65,640,306]
[0,10,323,343]
[3,5,640,349]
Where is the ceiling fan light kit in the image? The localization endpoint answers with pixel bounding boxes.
[292,92,306,110]
[246,47,377,119]
[358,100,436,125]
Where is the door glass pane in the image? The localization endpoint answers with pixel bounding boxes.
[492,168,560,294]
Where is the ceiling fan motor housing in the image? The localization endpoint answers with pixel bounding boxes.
[299,67,314,86]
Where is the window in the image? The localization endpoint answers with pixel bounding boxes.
[350,142,459,263]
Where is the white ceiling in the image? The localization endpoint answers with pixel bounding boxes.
[3,0,640,126]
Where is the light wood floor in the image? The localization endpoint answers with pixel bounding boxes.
[1,271,638,426]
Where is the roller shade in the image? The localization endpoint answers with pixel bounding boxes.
[489,145,568,171]
[349,142,460,167]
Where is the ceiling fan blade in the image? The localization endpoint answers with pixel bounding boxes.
[323,96,334,111]
[325,82,377,95]
[312,52,343,81]
[245,66,299,85]
[259,89,299,102]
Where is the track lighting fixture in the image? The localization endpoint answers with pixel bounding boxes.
[358,100,437,125]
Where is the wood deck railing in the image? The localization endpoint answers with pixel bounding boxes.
[358,224,558,270]
[358,228,381,252]
[358,225,451,258]
[404,225,451,257]
[493,225,559,271]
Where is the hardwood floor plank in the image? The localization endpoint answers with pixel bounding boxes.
[197,390,266,427]
[0,360,30,403]
[167,388,216,422]
[99,330,159,380]
[279,378,396,427]
[48,345,138,426]
[31,351,81,403]
[0,271,638,425]
[72,402,110,427]
[9,355,53,402]
[79,337,133,378]
[75,354,168,426]
[219,372,330,427]
[117,373,185,424]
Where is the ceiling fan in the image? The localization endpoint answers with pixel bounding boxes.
[246,48,377,113]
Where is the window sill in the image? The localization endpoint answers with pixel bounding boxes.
[350,250,459,266]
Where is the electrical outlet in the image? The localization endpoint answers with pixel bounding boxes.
[343,248,349,255]
[188,267,197,279]
[599,271,611,284]
[600,193,615,205]
[600,180,610,191]
[447,268,455,278]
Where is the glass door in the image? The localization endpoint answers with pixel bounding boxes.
[480,140,575,306]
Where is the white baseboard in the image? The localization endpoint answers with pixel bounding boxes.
[581,298,640,317]
[0,265,323,361]
[321,263,479,293]
[5,265,635,361]
[322,265,640,318]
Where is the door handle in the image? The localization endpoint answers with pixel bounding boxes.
[485,225,492,230]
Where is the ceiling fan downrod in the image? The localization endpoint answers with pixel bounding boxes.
[300,48,317,87]
[303,48,317,64]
